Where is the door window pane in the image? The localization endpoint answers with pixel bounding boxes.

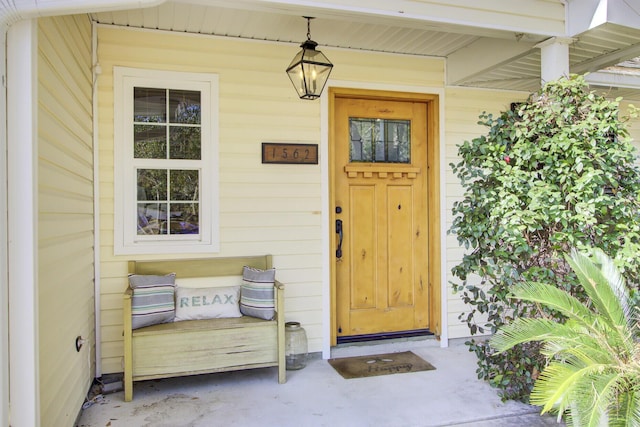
[349,118,410,163]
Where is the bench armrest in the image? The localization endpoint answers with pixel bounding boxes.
[274,280,286,383]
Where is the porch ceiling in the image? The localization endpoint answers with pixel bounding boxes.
[90,0,640,99]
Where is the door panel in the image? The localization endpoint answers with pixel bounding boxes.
[333,94,430,339]
[388,185,413,308]
[349,185,377,310]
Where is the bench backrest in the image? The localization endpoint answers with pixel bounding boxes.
[128,255,273,278]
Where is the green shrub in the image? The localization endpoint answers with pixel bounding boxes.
[449,74,640,401]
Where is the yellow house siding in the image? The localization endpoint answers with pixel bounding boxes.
[327,49,444,88]
[444,87,528,339]
[38,15,94,426]
[97,25,445,373]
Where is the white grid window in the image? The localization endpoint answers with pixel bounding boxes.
[114,68,219,254]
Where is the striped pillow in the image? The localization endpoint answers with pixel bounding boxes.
[240,266,276,320]
[128,273,176,329]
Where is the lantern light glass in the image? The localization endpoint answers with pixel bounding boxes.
[286,18,333,100]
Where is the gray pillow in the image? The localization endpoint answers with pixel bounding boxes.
[240,266,276,320]
[128,273,176,329]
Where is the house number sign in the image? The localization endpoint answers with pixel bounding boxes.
[262,143,318,164]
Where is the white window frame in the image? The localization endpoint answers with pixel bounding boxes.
[113,67,219,255]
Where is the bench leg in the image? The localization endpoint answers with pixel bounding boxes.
[124,368,133,402]
[123,343,133,401]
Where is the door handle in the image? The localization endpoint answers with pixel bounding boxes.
[335,219,343,258]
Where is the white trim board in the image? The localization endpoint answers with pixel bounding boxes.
[7,19,40,427]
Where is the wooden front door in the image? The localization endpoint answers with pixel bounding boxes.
[331,89,438,341]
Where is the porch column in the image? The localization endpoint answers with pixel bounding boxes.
[7,19,39,427]
[0,28,7,427]
[536,37,573,84]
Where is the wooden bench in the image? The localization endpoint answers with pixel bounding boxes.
[123,255,285,402]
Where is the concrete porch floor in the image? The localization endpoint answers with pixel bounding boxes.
[76,338,562,427]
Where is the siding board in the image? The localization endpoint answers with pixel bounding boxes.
[38,14,94,427]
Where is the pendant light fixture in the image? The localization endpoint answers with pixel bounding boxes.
[286,17,333,100]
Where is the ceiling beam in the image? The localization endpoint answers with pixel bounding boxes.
[175,0,567,38]
[586,70,640,90]
[571,38,640,74]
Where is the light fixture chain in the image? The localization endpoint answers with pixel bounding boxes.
[307,17,311,41]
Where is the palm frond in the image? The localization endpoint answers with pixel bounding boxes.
[573,372,628,427]
[491,316,618,365]
[508,281,595,323]
[498,280,624,352]
[563,320,637,363]
[490,317,568,353]
[532,362,621,421]
[566,249,630,334]
[611,388,640,427]
[633,306,640,341]
[556,338,618,367]
[530,362,583,414]
[592,249,634,326]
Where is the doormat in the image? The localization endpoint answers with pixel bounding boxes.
[328,351,435,379]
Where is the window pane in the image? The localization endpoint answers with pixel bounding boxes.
[134,87,166,123]
[170,169,199,201]
[349,118,411,163]
[134,124,166,158]
[137,169,167,201]
[170,126,201,159]
[170,90,201,124]
[137,202,168,235]
[168,202,199,235]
